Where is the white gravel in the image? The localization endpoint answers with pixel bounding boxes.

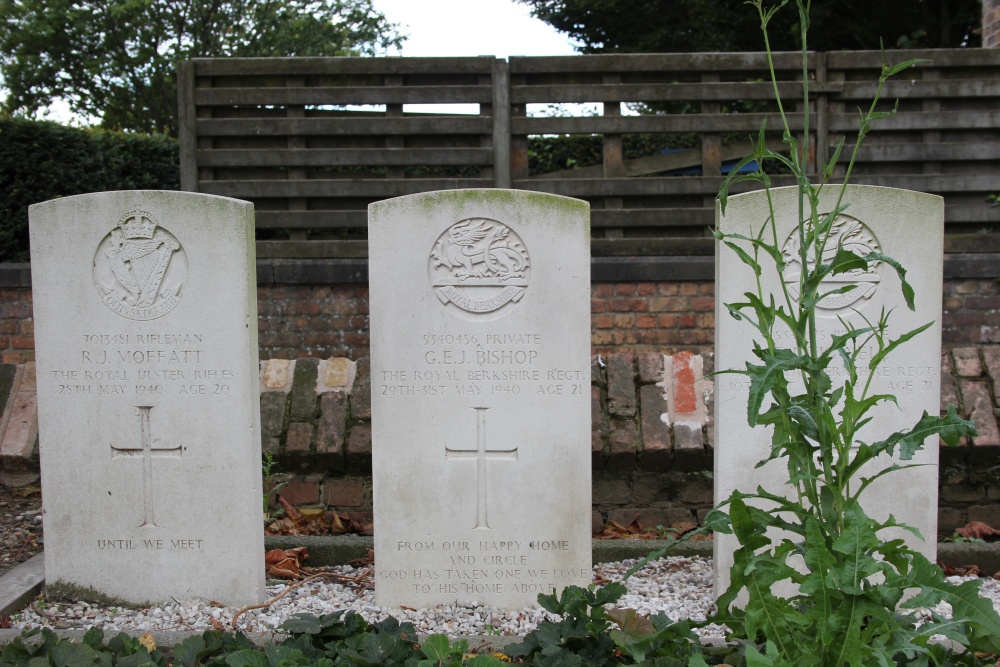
[11,556,1000,641]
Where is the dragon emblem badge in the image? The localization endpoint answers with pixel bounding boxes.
[429,218,530,316]
[93,210,187,321]
[781,213,882,313]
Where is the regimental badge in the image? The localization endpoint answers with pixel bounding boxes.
[93,210,187,321]
[781,213,882,313]
[429,218,531,317]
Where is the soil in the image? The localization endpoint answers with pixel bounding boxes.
[0,484,42,576]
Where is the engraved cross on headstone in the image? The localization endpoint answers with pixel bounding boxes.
[445,407,517,530]
[111,406,182,528]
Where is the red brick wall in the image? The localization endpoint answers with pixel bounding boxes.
[986,0,1000,48]
[2,278,999,363]
[0,289,33,364]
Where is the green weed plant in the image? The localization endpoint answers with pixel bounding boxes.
[687,0,1000,664]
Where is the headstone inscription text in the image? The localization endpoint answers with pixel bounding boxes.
[370,189,592,609]
[713,185,945,595]
[30,191,265,606]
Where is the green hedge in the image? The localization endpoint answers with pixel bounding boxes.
[0,118,179,263]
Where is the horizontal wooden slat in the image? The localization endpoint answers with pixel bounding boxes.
[945,206,1000,224]
[196,116,492,136]
[837,79,1000,100]
[255,211,368,229]
[592,238,715,256]
[827,49,1000,69]
[516,176,797,197]
[847,173,999,192]
[512,113,809,134]
[195,86,492,106]
[828,110,1000,132]
[592,208,713,228]
[203,178,492,198]
[511,82,840,104]
[193,56,497,76]
[255,236,1000,259]
[946,234,1000,253]
[199,147,492,167]
[509,52,812,73]
[257,240,368,258]
[847,142,1000,162]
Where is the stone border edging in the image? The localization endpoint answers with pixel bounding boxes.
[0,540,995,647]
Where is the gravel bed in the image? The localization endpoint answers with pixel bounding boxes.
[12,555,1000,641]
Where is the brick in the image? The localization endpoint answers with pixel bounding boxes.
[592,475,631,504]
[0,364,17,422]
[639,385,670,470]
[606,354,636,416]
[285,422,315,454]
[289,358,319,419]
[673,423,706,471]
[591,386,605,431]
[939,484,984,503]
[260,392,288,439]
[957,379,1000,446]
[952,347,982,377]
[593,284,614,297]
[679,479,713,505]
[260,359,295,392]
[616,283,636,296]
[324,477,366,507]
[0,391,37,461]
[592,512,605,535]
[351,358,372,419]
[262,437,281,455]
[636,283,657,296]
[940,352,959,414]
[983,347,1000,392]
[321,358,355,392]
[278,478,320,506]
[316,392,347,461]
[637,352,664,383]
[937,507,964,535]
[346,424,372,472]
[608,419,638,471]
[967,504,1000,528]
[591,298,608,313]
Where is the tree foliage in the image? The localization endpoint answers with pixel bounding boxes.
[0,0,405,135]
[517,0,982,53]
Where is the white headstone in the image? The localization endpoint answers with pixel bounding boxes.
[714,185,944,594]
[30,191,265,606]
[369,189,592,609]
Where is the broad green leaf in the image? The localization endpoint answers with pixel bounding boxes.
[868,320,933,369]
[904,553,1000,653]
[725,241,761,276]
[883,58,930,78]
[224,649,269,667]
[171,636,207,667]
[418,635,452,662]
[864,251,914,309]
[829,247,866,275]
[48,642,98,667]
[823,137,845,180]
[869,408,975,461]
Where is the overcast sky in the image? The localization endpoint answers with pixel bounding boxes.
[371,0,578,58]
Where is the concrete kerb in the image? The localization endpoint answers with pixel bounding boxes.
[0,539,996,647]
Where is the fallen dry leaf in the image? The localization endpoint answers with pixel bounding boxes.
[138,633,156,652]
[210,617,225,631]
[956,521,1000,541]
